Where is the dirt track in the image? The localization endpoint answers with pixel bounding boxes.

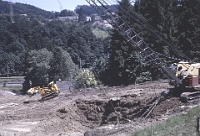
[0,80,198,136]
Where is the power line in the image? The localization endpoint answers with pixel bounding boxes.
[57,0,63,11]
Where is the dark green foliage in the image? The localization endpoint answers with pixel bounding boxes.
[135,0,200,62]
[77,7,86,22]
[176,0,200,62]
[75,5,118,16]
[49,46,78,81]
[24,48,77,87]
[0,8,107,87]
[0,0,200,87]
[59,9,76,17]
[25,48,53,87]
[0,1,56,19]
[106,0,200,85]
[75,5,97,16]
[135,0,178,55]
[104,0,141,85]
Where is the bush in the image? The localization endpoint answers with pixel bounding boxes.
[136,71,152,83]
[75,69,99,89]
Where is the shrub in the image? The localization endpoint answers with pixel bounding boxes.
[136,71,152,83]
[75,69,99,89]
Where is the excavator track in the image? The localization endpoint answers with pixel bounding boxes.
[40,92,59,101]
[24,92,59,104]
[180,91,200,102]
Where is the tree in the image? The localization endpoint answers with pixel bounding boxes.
[0,52,20,76]
[177,0,200,62]
[0,1,56,19]
[104,0,142,85]
[59,9,76,17]
[49,46,78,81]
[134,0,182,79]
[0,6,112,86]
[25,48,53,87]
[77,7,86,22]
[24,47,78,88]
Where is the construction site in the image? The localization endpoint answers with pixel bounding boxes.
[0,80,199,136]
[0,0,200,135]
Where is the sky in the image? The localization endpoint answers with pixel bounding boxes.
[3,0,89,11]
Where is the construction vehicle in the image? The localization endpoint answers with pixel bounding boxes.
[85,0,200,102]
[27,81,60,100]
[171,62,200,101]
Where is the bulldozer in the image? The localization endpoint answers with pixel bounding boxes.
[27,81,60,100]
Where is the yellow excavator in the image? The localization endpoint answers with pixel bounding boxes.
[27,81,60,100]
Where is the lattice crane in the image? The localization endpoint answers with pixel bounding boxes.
[85,0,200,102]
[86,0,181,85]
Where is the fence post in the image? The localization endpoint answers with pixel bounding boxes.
[197,116,200,134]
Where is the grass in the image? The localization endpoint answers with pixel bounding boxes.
[1,86,22,91]
[0,76,24,92]
[92,28,109,39]
[132,105,200,136]
[0,76,24,83]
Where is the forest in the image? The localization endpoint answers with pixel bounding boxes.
[0,0,200,88]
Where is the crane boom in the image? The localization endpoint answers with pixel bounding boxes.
[116,5,191,61]
[86,0,182,85]
[85,0,200,102]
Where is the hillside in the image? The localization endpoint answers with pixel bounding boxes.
[0,1,56,18]
[0,1,117,19]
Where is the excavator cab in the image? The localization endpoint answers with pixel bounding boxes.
[175,62,200,87]
[47,81,60,93]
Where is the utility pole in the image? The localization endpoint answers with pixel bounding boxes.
[6,61,9,77]
[10,0,14,23]
[79,58,82,70]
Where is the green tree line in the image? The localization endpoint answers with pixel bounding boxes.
[0,0,200,88]
[103,0,200,85]
[0,14,109,85]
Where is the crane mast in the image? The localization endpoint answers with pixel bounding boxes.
[86,0,182,85]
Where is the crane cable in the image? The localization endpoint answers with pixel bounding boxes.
[99,0,191,62]
[85,0,132,124]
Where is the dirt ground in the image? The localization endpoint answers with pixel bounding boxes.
[0,80,199,136]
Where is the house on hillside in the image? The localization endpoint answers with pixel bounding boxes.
[92,20,113,30]
[103,20,113,29]
[54,14,103,24]
[57,16,78,21]
[20,14,27,16]
[86,16,91,22]
[91,14,102,22]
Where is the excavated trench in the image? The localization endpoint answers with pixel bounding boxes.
[74,93,183,128]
